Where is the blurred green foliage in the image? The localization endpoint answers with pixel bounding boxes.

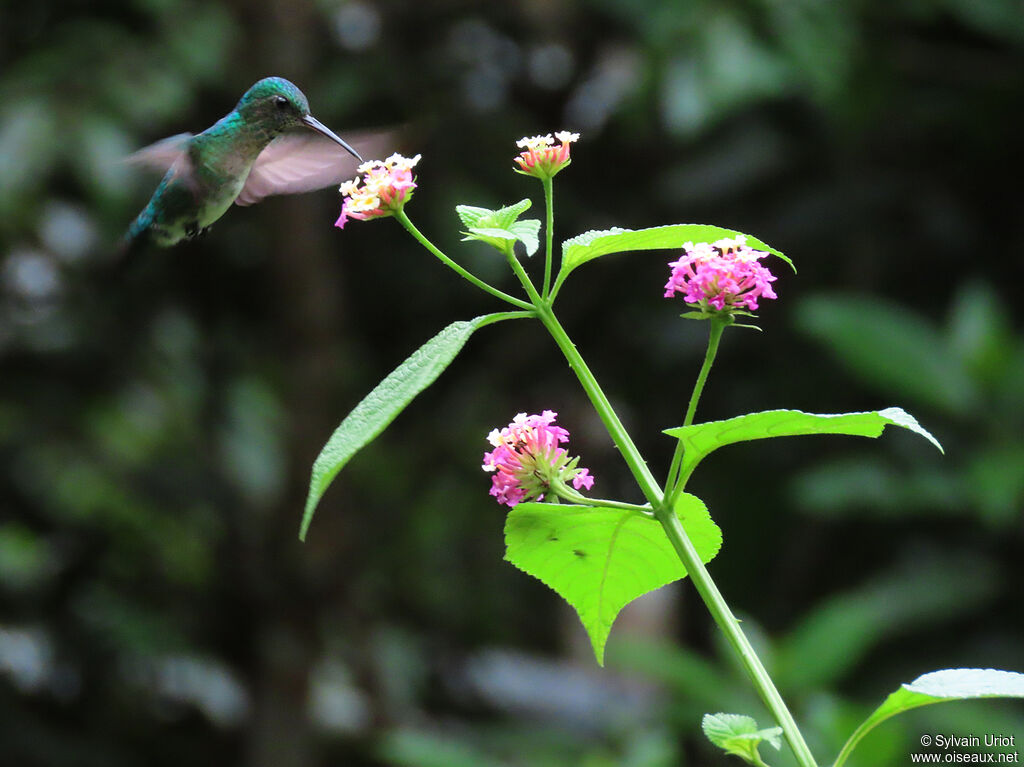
[1,0,1022,765]
[793,284,1024,526]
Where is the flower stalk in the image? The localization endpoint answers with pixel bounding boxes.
[541,175,555,300]
[394,210,534,311]
[666,315,727,501]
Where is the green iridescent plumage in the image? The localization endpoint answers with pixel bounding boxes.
[124,77,362,250]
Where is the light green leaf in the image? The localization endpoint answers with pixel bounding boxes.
[457,199,540,256]
[834,669,1024,767]
[703,713,783,765]
[665,408,942,483]
[301,315,504,541]
[558,224,791,283]
[508,219,540,256]
[465,227,517,241]
[489,198,532,228]
[455,199,532,230]
[504,493,722,665]
[455,205,492,229]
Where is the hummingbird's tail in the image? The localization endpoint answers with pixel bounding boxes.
[116,211,153,261]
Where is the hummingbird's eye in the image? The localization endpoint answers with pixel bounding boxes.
[274,95,289,110]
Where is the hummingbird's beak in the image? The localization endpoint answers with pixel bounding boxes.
[302,115,363,162]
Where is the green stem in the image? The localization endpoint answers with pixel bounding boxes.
[536,308,815,767]
[549,270,567,305]
[505,248,541,302]
[535,304,664,506]
[550,478,652,515]
[683,317,726,427]
[395,209,534,311]
[474,311,537,327]
[666,316,726,501]
[541,176,555,299]
[653,504,818,767]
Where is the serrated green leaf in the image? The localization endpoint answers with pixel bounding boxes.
[703,713,759,745]
[456,199,532,230]
[462,224,540,256]
[504,493,722,665]
[558,224,791,283]
[455,204,491,229]
[490,198,532,228]
[665,408,942,483]
[833,669,1024,767]
[458,200,540,256]
[508,219,540,256]
[464,227,517,241]
[703,713,783,765]
[301,315,503,541]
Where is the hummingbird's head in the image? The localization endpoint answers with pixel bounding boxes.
[237,77,312,132]
[237,77,362,161]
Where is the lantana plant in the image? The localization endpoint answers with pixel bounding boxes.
[301,135,1024,767]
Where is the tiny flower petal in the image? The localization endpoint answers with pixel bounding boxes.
[516,134,553,150]
[514,131,579,180]
[572,468,594,491]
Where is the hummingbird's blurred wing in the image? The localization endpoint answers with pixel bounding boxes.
[125,133,193,171]
[235,130,395,207]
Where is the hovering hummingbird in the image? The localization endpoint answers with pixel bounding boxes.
[124,77,364,251]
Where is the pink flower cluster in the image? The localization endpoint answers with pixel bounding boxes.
[513,132,580,179]
[335,153,421,229]
[663,235,778,313]
[482,410,594,508]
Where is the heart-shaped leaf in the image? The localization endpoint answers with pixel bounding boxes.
[504,493,722,664]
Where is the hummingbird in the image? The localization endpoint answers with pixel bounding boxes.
[124,77,365,251]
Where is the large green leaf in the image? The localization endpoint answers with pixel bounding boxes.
[557,224,791,284]
[504,493,722,665]
[665,408,942,483]
[834,669,1024,767]
[301,314,506,540]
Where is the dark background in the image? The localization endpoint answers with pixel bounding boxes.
[1,1,1022,765]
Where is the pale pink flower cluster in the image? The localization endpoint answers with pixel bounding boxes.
[482,410,595,508]
[663,235,778,312]
[335,153,421,229]
[514,132,580,179]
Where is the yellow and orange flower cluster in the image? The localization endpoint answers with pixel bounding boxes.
[335,153,421,228]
